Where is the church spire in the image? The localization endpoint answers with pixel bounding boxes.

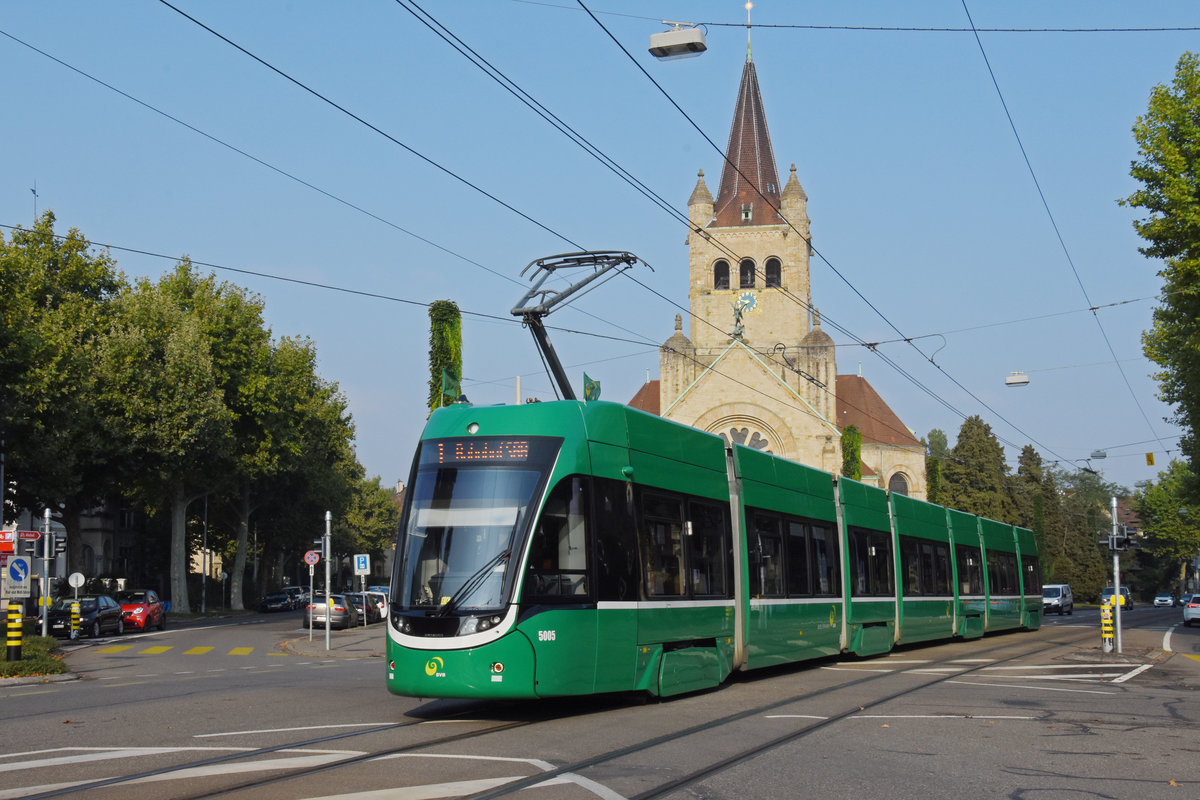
[711,35,781,228]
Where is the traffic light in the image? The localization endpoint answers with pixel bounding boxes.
[54,535,66,556]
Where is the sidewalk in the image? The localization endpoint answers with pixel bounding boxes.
[283,622,386,659]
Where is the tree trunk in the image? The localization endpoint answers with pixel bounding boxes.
[170,482,191,613]
[230,484,251,611]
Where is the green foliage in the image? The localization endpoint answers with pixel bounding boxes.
[0,635,68,678]
[1123,52,1200,475]
[840,425,862,480]
[1135,460,1200,591]
[941,416,1014,521]
[427,300,462,412]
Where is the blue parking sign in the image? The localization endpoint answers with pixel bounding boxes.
[354,554,370,575]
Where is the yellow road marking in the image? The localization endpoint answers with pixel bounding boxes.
[1183,653,1200,662]
[228,647,253,656]
[140,646,173,655]
[185,646,214,655]
[95,645,133,653]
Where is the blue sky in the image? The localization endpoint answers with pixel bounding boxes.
[3,1,1196,495]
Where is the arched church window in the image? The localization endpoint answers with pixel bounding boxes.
[713,260,730,290]
[739,259,756,289]
[765,258,781,288]
[888,472,910,497]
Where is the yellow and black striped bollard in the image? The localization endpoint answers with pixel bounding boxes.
[71,601,81,639]
[6,602,22,662]
[1100,600,1114,653]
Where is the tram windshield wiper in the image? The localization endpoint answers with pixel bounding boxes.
[434,549,510,617]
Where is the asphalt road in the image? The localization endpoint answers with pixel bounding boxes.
[1,606,1197,799]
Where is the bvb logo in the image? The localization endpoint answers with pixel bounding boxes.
[829,605,836,627]
[425,656,444,676]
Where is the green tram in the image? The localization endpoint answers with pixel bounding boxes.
[386,400,1041,700]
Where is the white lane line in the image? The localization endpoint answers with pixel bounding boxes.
[1112,663,1154,684]
[947,679,1116,695]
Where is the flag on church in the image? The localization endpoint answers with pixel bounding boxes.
[440,369,460,404]
[583,373,601,401]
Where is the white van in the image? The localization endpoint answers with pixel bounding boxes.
[1043,584,1073,615]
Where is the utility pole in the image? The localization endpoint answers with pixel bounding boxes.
[41,508,50,637]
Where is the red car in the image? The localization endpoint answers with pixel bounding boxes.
[116,589,167,631]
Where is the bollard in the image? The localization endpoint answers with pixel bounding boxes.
[6,602,22,662]
[1100,600,1114,653]
[70,601,81,640]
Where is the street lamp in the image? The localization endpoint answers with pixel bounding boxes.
[649,22,706,60]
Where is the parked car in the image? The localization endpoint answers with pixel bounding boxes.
[47,594,124,638]
[344,592,381,624]
[1042,584,1074,615]
[1184,595,1200,626]
[115,589,167,631]
[1100,586,1133,608]
[260,591,295,612]
[1154,592,1177,608]
[363,590,388,619]
[282,586,307,607]
[306,594,359,630]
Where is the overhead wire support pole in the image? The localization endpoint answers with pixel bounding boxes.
[510,251,647,401]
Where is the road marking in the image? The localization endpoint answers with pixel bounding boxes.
[1112,663,1154,683]
[185,647,213,655]
[140,646,172,655]
[95,645,132,653]
[947,679,1116,695]
[228,647,254,656]
[195,723,398,738]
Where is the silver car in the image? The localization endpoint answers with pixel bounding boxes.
[305,594,360,630]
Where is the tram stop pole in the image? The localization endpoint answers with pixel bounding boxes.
[1100,600,1114,653]
[6,601,21,662]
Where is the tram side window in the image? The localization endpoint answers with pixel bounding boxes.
[687,500,731,597]
[849,527,893,597]
[593,478,638,602]
[785,520,811,595]
[987,551,1019,595]
[810,523,839,596]
[749,512,784,598]
[642,493,685,597]
[899,535,921,596]
[524,477,590,601]
[956,545,984,595]
[1021,555,1041,594]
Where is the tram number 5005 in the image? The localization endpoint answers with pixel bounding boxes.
[538,630,556,642]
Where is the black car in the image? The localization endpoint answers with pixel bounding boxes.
[47,594,125,638]
[260,591,296,612]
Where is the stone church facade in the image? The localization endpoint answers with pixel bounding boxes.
[629,51,927,500]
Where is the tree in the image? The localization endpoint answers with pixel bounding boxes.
[1123,52,1200,475]
[0,211,125,562]
[96,261,275,611]
[840,425,862,480]
[1135,460,1200,592]
[941,416,1014,521]
[924,429,948,505]
[427,300,462,412]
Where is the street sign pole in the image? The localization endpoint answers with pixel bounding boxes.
[308,564,315,641]
[324,511,331,651]
[41,508,50,637]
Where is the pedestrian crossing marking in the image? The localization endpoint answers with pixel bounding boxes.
[95,645,132,653]
[185,646,214,655]
[140,646,172,655]
[229,647,254,655]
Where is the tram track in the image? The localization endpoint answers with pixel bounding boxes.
[15,625,1105,800]
[461,626,1103,800]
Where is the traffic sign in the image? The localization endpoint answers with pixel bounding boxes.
[353,554,370,576]
[303,550,320,566]
[0,531,12,555]
[16,530,41,541]
[2,556,32,598]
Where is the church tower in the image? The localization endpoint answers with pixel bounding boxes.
[658,47,841,472]
[648,41,926,498]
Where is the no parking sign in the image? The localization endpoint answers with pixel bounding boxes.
[303,550,320,566]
